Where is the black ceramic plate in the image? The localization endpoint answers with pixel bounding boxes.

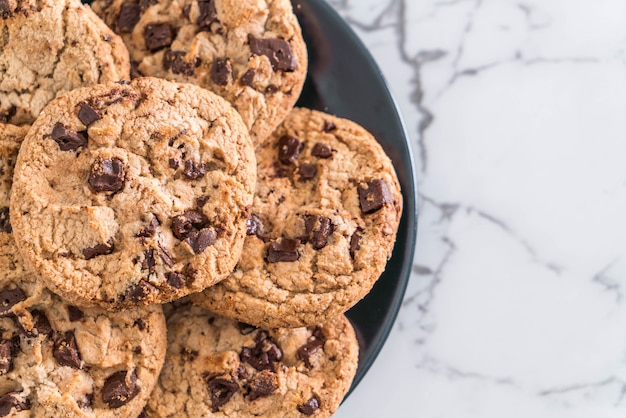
[291,0,417,394]
[82,0,418,397]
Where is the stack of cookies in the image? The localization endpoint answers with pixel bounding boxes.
[0,0,402,417]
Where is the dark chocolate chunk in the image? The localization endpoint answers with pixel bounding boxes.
[82,238,114,260]
[297,327,325,369]
[206,377,238,412]
[143,23,173,52]
[53,331,82,369]
[358,179,393,214]
[240,69,256,86]
[303,216,334,250]
[298,163,317,181]
[240,331,283,372]
[197,0,218,28]
[248,370,278,401]
[311,142,332,158]
[266,239,299,263]
[128,280,156,302]
[246,214,262,237]
[236,322,257,335]
[183,160,207,180]
[168,158,180,169]
[67,306,84,322]
[196,196,209,207]
[0,0,12,19]
[185,228,216,254]
[157,243,175,268]
[101,370,140,408]
[0,288,25,316]
[322,121,336,133]
[137,409,148,418]
[134,318,146,331]
[349,228,362,259]
[297,397,320,415]
[0,340,13,375]
[210,57,231,86]
[249,37,296,71]
[51,123,87,151]
[163,50,198,75]
[88,157,125,193]
[0,207,11,233]
[137,216,159,238]
[0,392,29,416]
[30,309,52,337]
[166,272,185,289]
[117,3,141,32]
[265,84,278,94]
[77,103,101,126]
[141,249,155,273]
[77,393,94,409]
[171,210,208,240]
[277,135,303,165]
[139,0,156,11]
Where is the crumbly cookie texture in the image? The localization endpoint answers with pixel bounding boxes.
[0,0,130,125]
[192,108,402,328]
[9,77,256,310]
[0,123,167,417]
[144,304,358,418]
[91,0,307,145]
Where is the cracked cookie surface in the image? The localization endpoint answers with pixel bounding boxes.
[9,77,256,309]
[0,0,130,125]
[91,0,307,146]
[0,123,166,417]
[192,108,402,328]
[144,304,358,418]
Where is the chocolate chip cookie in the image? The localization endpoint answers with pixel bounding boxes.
[0,0,130,125]
[0,123,167,417]
[10,77,256,309]
[144,304,358,417]
[90,0,307,145]
[192,108,403,328]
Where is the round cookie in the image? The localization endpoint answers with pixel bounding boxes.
[191,108,403,328]
[0,0,130,125]
[0,123,167,417]
[144,304,358,418]
[10,77,256,309]
[91,0,307,145]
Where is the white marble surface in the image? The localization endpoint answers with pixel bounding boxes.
[327,0,626,417]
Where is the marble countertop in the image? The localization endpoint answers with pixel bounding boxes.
[328,0,626,417]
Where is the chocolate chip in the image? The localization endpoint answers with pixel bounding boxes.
[185,228,216,254]
[88,157,125,193]
[248,370,278,401]
[181,347,198,361]
[169,158,180,169]
[311,143,332,158]
[51,123,87,151]
[297,397,320,415]
[206,377,238,412]
[277,135,303,165]
[298,163,317,181]
[183,160,207,180]
[246,214,263,237]
[240,331,283,372]
[323,121,336,132]
[137,216,159,238]
[30,309,53,337]
[0,208,11,233]
[129,280,156,302]
[166,272,185,288]
[67,306,84,322]
[139,0,156,11]
[197,0,218,28]
[117,3,141,32]
[54,331,82,369]
[143,23,172,52]
[82,238,114,260]
[358,179,393,214]
[266,239,299,263]
[236,322,257,335]
[133,318,146,331]
[101,370,140,408]
[210,57,231,86]
[171,210,208,240]
[265,84,278,94]
[349,228,362,259]
[155,243,173,268]
[249,37,296,71]
[0,0,12,19]
[0,340,13,375]
[0,288,25,316]
[163,50,198,75]
[240,69,256,86]
[0,392,29,416]
[130,61,142,79]
[77,103,101,126]
[297,327,325,369]
[303,216,334,250]
[141,249,155,273]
